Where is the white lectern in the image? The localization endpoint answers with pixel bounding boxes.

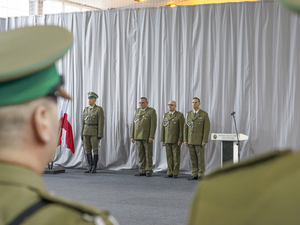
[211,133,248,167]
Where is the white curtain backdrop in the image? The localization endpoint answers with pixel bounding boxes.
[1,1,300,174]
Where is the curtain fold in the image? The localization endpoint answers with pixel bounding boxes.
[1,1,300,174]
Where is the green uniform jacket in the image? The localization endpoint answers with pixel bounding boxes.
[188,150,300,225]
[160,111,184,144]
[184,109,210,145]
[81,105,104,139]
[131,107,157,140]
[0,162,116,225]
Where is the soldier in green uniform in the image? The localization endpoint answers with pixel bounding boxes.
[161,100,185,178]
[184,97,210,181]
[188,1,300,224]
[81,92,105,173]
[0,26,117,225]
[131,97,157,177]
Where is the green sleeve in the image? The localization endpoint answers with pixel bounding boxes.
[184,113,188,142]
[202,113,210,143]
[160,114,165,142]
[149,109,157,139]
[131,110,136,138]
[81,108,85,139]
[98,107,105,138]
[178,113,184,142]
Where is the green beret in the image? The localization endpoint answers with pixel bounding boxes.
[88,92,98,99]
[277,0,300,13]
[0,25,73,106]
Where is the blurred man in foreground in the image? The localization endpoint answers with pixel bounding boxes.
[0,26,117,225]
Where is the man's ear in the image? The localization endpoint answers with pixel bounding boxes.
[32,105,51,143]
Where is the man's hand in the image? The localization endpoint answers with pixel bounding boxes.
[184,141,188,146]
[148,138,153,143]
[161,141,165,146]
[202,142,207,147]
[131,137,135,143]
[177,141,181,146]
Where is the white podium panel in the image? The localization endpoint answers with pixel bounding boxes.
[211,133,248,167]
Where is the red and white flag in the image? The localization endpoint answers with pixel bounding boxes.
[57,100,75,154]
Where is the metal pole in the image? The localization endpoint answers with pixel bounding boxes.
[231,111,240,158]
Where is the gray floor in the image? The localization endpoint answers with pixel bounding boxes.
[42,169,200,225]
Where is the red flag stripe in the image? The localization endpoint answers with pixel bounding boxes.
[58,113,75,154]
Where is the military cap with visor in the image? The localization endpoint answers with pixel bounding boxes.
[88,92,98,99]
[0,25,73,106]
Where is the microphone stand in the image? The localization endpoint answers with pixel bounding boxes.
[231,111,240,159]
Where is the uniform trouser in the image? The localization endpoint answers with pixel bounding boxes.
[136,140,153,174]
[188,144,205,177]
[165,143,181,176]
[83,135,99,154]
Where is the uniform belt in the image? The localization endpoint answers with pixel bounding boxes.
[84,123,98,126]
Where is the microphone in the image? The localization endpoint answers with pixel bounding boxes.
[231,111,235,116]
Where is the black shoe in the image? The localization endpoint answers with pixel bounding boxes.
[173,175,178,179]
[164,175,173,178]
[135,173,146,176]
[146,173,152,177]
[187,176,198,180]
[198,176,203,181]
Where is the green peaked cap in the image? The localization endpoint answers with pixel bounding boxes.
[277,0,300,13]
[0,25,73,105]
[88,92,98,99]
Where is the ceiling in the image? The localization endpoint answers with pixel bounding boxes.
[66,0,259,10]
[70,0,197,9]
[0,0,261,18]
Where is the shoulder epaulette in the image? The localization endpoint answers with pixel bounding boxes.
[200,109,208,114]
[38,191,110,217]
[205,150,292,179]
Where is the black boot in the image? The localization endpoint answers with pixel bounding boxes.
[91,154,98,173]
[84,153,93,173]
